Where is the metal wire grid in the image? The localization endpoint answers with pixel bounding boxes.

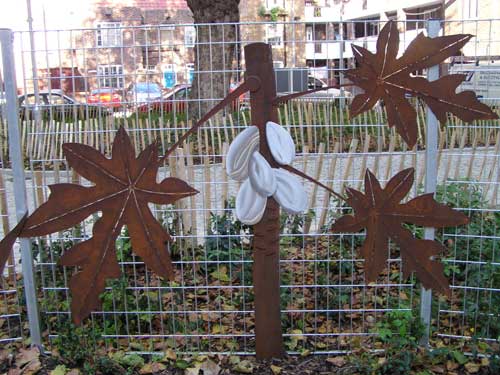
[1,30,27,342]
[0,106,24,344]
[0,19,497,353]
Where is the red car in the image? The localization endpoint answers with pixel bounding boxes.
[87,88,122,109]
[137,84,190,114]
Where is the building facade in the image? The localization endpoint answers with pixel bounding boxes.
[3,0,498,95]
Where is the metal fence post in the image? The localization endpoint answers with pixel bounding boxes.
[419,19,441,347]
[0,28,42,348]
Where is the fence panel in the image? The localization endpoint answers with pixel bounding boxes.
[1,18,499,354]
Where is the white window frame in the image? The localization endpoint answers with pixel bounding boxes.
[466,0,478,18]
[265,23,284,47]
[160,25,176,49]
[184,26,196,48]
[96,22,122,47]
[97,64,124,88]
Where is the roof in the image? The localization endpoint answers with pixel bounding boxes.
[93,0,188,11]
[137,0,188,10]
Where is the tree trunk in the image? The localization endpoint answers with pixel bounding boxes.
[245,43,285,359]
[186,0,240,120]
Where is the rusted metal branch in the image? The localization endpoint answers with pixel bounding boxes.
[159,77,259,162]
[281,164,346,202]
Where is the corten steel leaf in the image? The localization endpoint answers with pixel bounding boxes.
[346,20,498,148]
[331,168,469,295]
[0,127,198,324]
[0,213,28,278]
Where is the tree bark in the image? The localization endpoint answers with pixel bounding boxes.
[186,0,240,120]
[245,43,285,359]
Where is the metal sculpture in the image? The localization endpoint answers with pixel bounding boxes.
[346,21,497,148]
[0,20,498,359]
[1,128,199,324]
[331,168,468,295]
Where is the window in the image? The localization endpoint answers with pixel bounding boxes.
[161,25,175,49]
[266,0,280,8]
[46,94,68,105]
[266,24,284,47]
[314,7,322,17]
[354,17,380,38]
[174,88,191,100]
[97,65,124,88]
[185,26,196,48]
[466,0,478,18]
[404,4,443,30]
[306,26,313,41]
[96,22,122,47]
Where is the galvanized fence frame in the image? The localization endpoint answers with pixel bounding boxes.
[0,18,499,355]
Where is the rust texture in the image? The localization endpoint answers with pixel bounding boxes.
[245,43,285,359]
[346,20,498,148]
[0,212,28,278]
[1,127,198,324]
[1,23,495,356]
[331,168,469,295]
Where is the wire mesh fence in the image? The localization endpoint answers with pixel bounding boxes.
[0,18,499,355]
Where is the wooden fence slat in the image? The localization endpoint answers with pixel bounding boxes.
[317,142,340,231]
[342,138,359,193]
[304,142,325,234]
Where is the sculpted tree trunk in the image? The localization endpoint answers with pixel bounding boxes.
[186,0,240,120]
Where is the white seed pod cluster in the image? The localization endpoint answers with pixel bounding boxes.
[226,121,308,225]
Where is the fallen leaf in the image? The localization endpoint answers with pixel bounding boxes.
[447,360,459,371]
[164,349,177,361]
[270,364,282,374]
[200,359,221,375]
[464,362,481,373]
[184,363,201,375]
[233,360,254,374]
[15,348,40,368]
[139,362,166,374]
[430,365,446,374]
[326,357,346,367]
[50,365,67,375]
[331,168,468,295]
[23,358,42,375]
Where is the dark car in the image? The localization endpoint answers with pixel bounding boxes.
[136,84,191,114]
[18,91,108,121]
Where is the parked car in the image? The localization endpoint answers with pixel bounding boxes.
[86,88,122,109]
[127,82,163,105]
[18,90,107,121]
[304,76,352,100]
[136,84,190,113]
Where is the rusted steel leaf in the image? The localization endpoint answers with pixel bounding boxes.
[331,168,468,295]
[0,127,197,324]
[0,212,28,276]
[346,20,498,148]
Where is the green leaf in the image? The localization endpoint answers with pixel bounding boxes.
[175,359,190,369]
[452,350,468,365]
[50,365,68,375]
